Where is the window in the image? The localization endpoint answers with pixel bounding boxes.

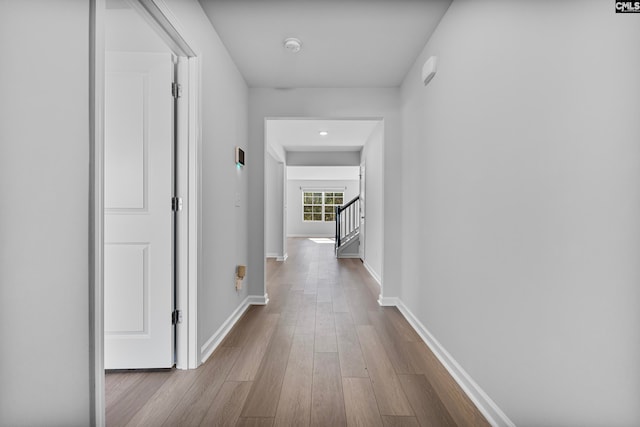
[303,191,344,222]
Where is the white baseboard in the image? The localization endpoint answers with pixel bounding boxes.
[337,253,360,259]
[377,295,399,306]
[247,293,269,305]
[363,261,382,286]
[199,293,270,364]
[267,253,288,261]
[394,300,515,427]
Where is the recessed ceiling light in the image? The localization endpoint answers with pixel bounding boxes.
[319,131,328,136]
[283,37,302,53]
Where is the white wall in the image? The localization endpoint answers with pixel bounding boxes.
[288,166,360,181]
[248,88,401,299]
[287,151,361,166]
[0,1,251,423]
[105,5,169,52]
[287,179,359,237]
[400,1,640,425]
[361,122,383,282]
[165,0,250,360]
[265,153,284,257]
[0,1,91,425]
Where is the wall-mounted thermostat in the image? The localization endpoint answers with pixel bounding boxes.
[236,147,245,166]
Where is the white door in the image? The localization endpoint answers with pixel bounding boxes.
[104,52,174,369]
[359,162,366,261]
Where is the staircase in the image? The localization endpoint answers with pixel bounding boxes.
[335,196,360,258]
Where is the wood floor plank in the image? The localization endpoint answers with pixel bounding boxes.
[266,258,283,282]
[273,333,315,426]
[311,353,346,427]
[368,310,415,375]
[333,311,354,335]
[242,326,295,417]
[304,275,318,295]
[266,283,292,314]
[398,374,456,427]
[290,280,305,291]
[125,368,203,426]
[384,308,421,343]
[106,370,173,427]
[235,418,274,427]
[222,306,264,348]
[342,377,383,427]
[403,341,491,427]
[380,416,420,427]
[105,372,145,410]
[315,302,337,353]
[304,282,317,295]
[318,261,339,283]
[277,291,303,327]
[334,312,368,378]
[295,294,317,335]
[316,287,332,303]
[161,347,241,426]
[316,301,333,314]
[105,372,125,393]
[227,314,279,381]
[356,325,413,416]
[199,381,253,426]
[278,308,300,327]
[105,372,127,397]
[331,288,350,313]
[345,288,372,325]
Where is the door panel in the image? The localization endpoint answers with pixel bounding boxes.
[104,72,146,210]
[104,52,173,369]
[104,244,148,334]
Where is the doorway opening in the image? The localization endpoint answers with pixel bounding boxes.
[263,117,384,295]
[91,0,201,424]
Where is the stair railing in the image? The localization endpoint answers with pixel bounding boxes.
[335,196,360,251]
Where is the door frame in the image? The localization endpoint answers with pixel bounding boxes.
[359,160,366,261]
[90,0,202,424]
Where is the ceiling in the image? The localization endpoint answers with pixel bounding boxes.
[198,0,452,88]
[266,119,379,153]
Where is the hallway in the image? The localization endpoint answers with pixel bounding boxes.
[106,238,489,426]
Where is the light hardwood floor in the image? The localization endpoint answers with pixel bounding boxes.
[106,238,490,427]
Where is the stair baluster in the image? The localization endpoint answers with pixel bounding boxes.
[335,195,360,255]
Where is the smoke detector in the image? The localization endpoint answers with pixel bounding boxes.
[283,38,302,53]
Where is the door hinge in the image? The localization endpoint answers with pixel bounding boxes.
[171,82,182,98]
[172,196,183,212]
[172,309,183,325]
